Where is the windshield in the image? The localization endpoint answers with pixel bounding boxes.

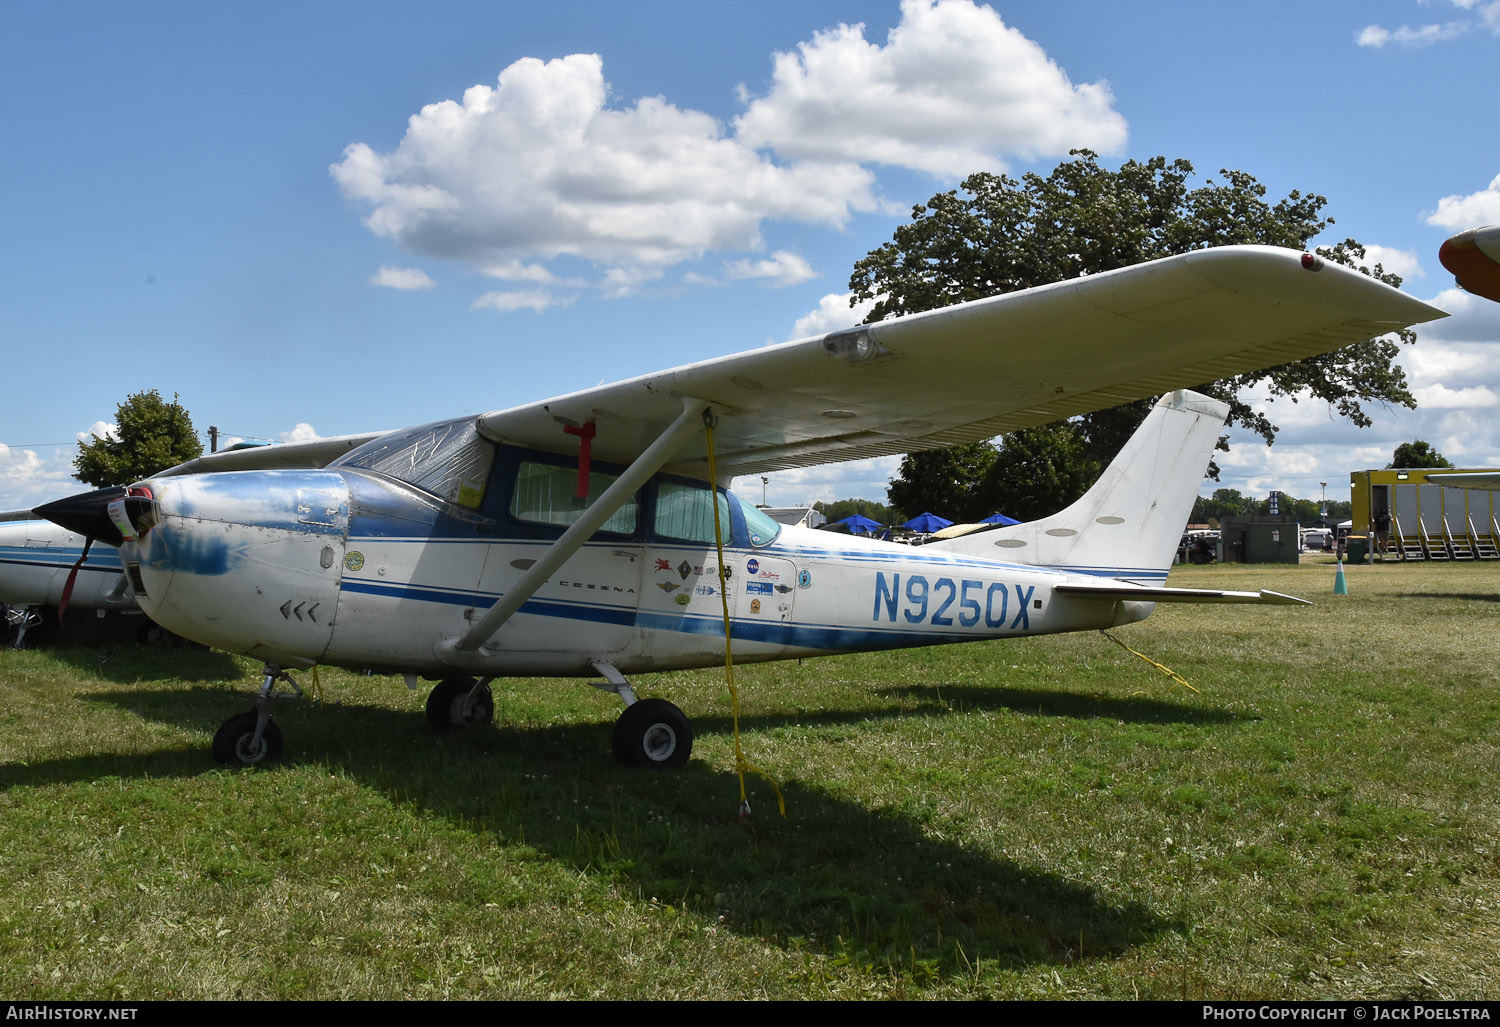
[333,417,494,509]
[739,497,782,547]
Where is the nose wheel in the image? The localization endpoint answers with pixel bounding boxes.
[212,710,284,765]
[212,664,301,766]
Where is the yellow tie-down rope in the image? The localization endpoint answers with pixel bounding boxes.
[703,411,785,818]
[1099,630,1200,695]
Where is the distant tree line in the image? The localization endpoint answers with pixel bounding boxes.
[1189,488,1350,527]
[813,498,893,528]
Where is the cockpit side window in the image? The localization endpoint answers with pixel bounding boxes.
[333,417,494,509]
[653,480,733,544]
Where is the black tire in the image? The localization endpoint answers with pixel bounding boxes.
[425,677,492,730]
[212,710,283,766]
[139,621,177,646]
[612,698,692,768]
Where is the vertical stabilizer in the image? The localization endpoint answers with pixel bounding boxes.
[925,390,1228,582]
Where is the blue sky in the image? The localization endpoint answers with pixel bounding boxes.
[4,0,1499,514]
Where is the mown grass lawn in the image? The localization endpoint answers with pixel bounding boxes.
[1,559,1497,999]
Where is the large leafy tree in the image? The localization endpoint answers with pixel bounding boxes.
[856,151,1417,517]
[980,422,1095,522]
[886,441,996,523]
[74,390,203,488]
[1387,440,1452,469]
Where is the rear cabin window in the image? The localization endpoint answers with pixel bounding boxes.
[653,481,733,544]
[509,461,638,535]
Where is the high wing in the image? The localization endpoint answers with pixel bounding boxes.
[1425,471,1500,491]
[155,432,387,477]
[476,246,1445,479]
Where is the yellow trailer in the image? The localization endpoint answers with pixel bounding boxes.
[1350,468,1500,561]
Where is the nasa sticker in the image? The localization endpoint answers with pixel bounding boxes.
[746,558,760,575]
[798,569,811,588]
[345,551,365,572]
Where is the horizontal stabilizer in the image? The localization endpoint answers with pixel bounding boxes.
[1054,583,1312,606]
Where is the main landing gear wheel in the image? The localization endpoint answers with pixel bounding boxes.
[425,676,494,730]
[612,698,692,768]
[212,710,283,766]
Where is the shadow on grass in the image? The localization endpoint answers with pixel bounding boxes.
[2,685,1179,976]
[44,644,246,685]
[875,684,1249,725]
[1402,592,1500,604]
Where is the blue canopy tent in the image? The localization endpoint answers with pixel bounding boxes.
[902,512,954,533]
[832,514,883,535]
[981,513,1020,525]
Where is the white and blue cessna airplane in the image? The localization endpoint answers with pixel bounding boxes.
[0,517,136,646]
[33,247,1445,767]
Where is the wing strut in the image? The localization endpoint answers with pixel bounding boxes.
[436,397,709,667]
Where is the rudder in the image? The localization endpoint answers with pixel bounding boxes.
[924,390,1229,582]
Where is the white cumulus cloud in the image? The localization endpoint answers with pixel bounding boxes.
[472,289,575,313]
[1426,172,1500,229]
[1412,383,1498,408]
[791,292,879,338]
[735,0,1127,177]
[1417,287,1500,341]
[725,250,817,287]
[1356,21,1467,47]
[79,422,118,443]
[1356,244,1424,281]
[370,266,436,290]
[332,1,1127,303]
[331,53,878,277]
[278,423,324,444]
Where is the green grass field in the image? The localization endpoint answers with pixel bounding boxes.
[2,559,1497,999]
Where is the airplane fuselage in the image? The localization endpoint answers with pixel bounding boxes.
[117,464,1147,677]
[0,520,132,610]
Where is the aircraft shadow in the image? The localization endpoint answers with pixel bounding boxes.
[3,687,1179,975]
[1401,592,1500,604]
[871,684,1250,725]
[43,643,245,684]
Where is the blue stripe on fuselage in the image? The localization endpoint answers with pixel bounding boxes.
[339,577,1020,652]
